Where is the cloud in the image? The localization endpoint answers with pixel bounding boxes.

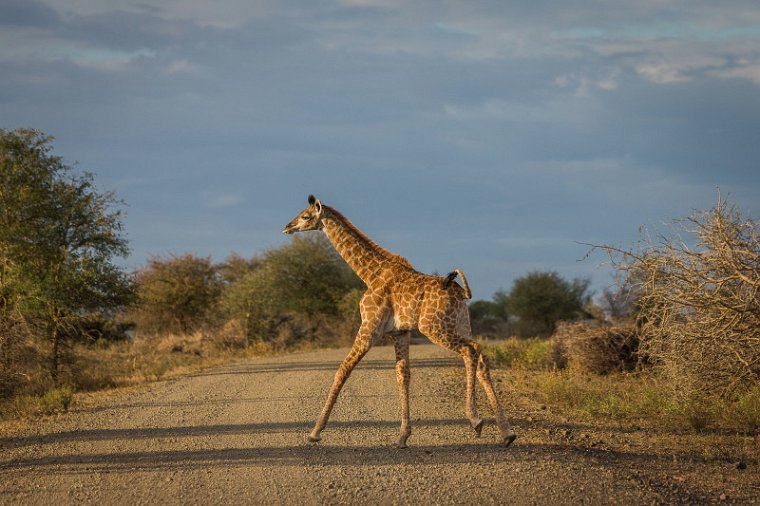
[0,0,60,28]
[711,60,760,84]
[1,0,759,299]
[636,63,691,84]
[554,68,621,95]
[165,58,197,74]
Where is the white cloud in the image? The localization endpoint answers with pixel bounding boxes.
[67,47,156,70]
[636,63,691,84]
[555,69,621,95]
[710,60,760,85]
[165,58,196,74]
[443,95,602,131]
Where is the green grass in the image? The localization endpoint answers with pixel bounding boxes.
[483,337,552,370]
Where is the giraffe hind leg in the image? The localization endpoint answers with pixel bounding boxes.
[394,331,412,448]
[460,343,484,435]
[420,328,483,435]
[475,345,517,447]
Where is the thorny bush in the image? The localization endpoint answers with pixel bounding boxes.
[592,197,759,402]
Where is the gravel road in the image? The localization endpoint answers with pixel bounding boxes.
[1,343,757,505]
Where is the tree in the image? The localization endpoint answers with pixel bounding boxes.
[468,294,510,336]
[131,254,223,335]
[506,271,590,335]
[0,128,133,384]
[216,253,260,286]
[222,234,363,344]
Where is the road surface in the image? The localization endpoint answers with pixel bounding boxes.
[1,344,757,504]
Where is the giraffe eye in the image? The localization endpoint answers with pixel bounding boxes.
[301,214,310,220]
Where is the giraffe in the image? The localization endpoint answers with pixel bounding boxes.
[283,195,516,448]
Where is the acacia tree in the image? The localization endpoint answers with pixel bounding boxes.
[507,271,591,335]
[0,128,132,385]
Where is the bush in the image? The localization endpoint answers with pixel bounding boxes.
[39,386,73,414]
[594,197,760,401]
[221,235,363,345]
[550,321,641,374]
[131,254,223,335]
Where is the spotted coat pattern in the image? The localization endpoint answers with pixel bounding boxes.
[283,196,516,448]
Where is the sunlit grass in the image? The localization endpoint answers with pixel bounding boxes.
[483,338,760,433]
[0,333,276,421]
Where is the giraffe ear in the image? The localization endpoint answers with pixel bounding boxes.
[314,198,323,215]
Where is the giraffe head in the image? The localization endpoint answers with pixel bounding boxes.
[282,195,325,234]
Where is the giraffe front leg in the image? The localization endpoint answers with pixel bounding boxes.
[308,338,371,442]
[308,303,389,443]
[394,331,412,448]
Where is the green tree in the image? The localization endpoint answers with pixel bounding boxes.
[131,254,223,335]
[468,300,505,323]
[216,253,260,286]
[0,128,133,384]
[507,271,590,335]
[222,234,362,343]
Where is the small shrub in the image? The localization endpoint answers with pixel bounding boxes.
[547,335,568,370]
[551,321,640,374]
[213,319,249,350]
[155,332,206,356]
[39,386,73,414]
[728,385,760,432]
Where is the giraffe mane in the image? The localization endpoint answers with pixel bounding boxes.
[323,205,414,269]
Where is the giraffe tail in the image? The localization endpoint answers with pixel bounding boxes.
[441,268,472,299]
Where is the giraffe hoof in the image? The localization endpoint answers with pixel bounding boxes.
[471,419,484,437]
[307,434,322,443]
[397,441,408,449]
[502,433,516,447]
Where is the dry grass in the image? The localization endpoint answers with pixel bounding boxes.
[484,337,760,433]
[0,327,275,421]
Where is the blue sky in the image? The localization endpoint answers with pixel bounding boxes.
[2,0,759,300]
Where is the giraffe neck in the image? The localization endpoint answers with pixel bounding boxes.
[320,206,410,285]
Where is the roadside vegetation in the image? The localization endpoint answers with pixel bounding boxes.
[0,129,361,420]
[1,128,758,444]
[479,198,760,434]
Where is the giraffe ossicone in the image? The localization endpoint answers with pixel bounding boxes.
[283,195,516,448]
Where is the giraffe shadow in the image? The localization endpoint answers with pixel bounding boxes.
[0,419,474,450]
[188,357,460,377]
[1,439,686,474]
